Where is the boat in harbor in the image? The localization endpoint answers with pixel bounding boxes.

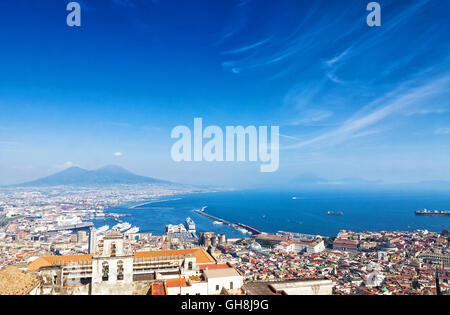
[125,226,139,234]
[96,225,109,234]
[112,222,132,232]
[119,223,132,232]
[185,217,196,232]
[213,221,223,225]
[415,209,450,216]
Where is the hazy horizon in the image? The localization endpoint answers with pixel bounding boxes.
[5,164,450,192]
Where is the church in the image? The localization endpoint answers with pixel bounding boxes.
[27,230,243,295]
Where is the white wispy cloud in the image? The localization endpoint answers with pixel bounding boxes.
[222,38,271,55]
[406,108,449,116]
[222,0,433,82]
[287,110,333,126]
[326,72,346,85]
[113,152,124,157]
[325,47,352,67]
[435,127,450,135]
[284,74,450,150]
[279,134,302,141]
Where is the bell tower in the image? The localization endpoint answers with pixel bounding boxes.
[102,230,125,257]
[91,230,134,295]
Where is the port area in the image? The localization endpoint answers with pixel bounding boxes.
[128,198,183,209]
[47,222,94,232]
[193,208,262,235]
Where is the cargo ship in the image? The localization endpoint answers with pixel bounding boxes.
[328,211,344,216]
[415,209,450,216]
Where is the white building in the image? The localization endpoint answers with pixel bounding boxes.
[274,239,325,254]
[165,224,187,234]
[28,231,244,295]
[263,279,334,295]
[91,230,135,295]
[203,268,243,294]
[56,215,81,227]
[365,271,385,287]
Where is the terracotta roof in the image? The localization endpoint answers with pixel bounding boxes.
[27,254,93,272]
[27,249,215,272]
[135,249,215,264]
[165,278,188,288]
[0,266,40,295]
[151,283,167,295]
[199,264,230,270]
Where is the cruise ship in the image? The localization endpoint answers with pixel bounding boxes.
[415,209,450,216]
[112,222,132,232]
[96,225,109,234]
[125,226,139,234]
[185,217,196,233]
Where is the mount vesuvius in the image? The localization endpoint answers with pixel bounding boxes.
[12,165,171,187]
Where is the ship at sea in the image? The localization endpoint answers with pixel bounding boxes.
[328,211,344,216]
[415,209,450,216]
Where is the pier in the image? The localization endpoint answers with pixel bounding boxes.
[193,209,262,235]
[128,198,182,209]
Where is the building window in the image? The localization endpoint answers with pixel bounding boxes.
[117,261,124,280]
[230,282,233,290]
[216,285,219,291]
[102,262,109,281]
[188,261,193,271]
[111,243,116,257]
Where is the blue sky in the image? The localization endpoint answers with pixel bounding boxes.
[0,0,449,186]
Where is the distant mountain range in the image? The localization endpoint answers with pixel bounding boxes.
[287,173,450,191]
[289,173,383,186]
[12,165,171,187]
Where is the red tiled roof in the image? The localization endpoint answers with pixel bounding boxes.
[199,264,229,270]
[165,278,187,288]
[151,283,167,295]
